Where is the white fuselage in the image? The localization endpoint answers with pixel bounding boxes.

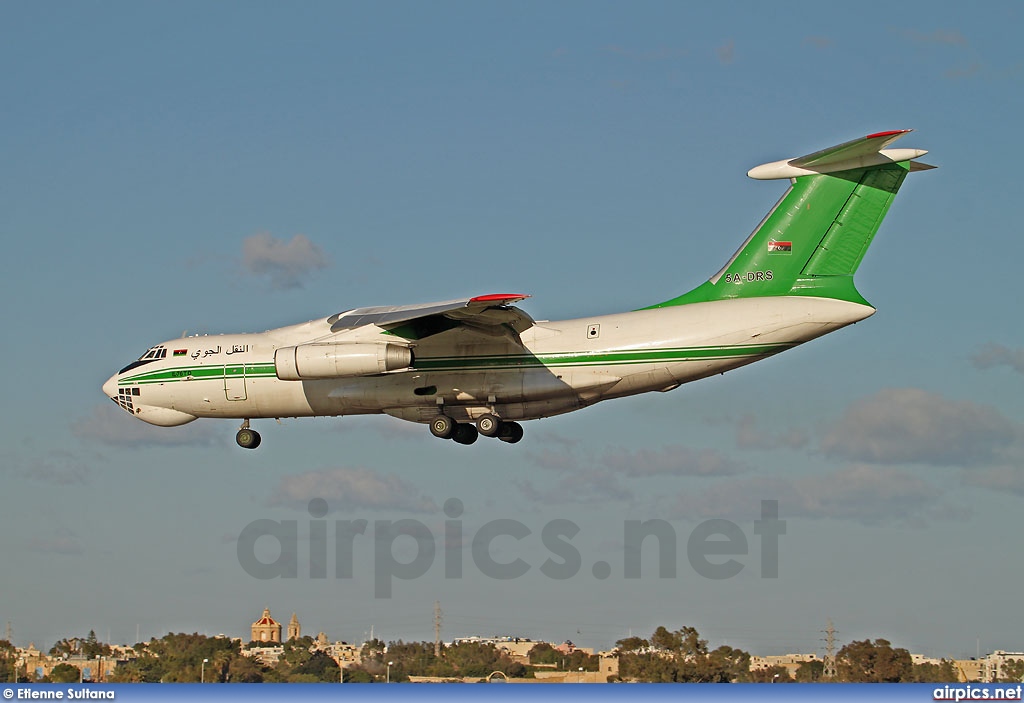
[102,296,873,428]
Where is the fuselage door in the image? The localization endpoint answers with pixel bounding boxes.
[224,364,247,401]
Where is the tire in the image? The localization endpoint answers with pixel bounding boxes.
[451,424,479,445]
[236,428,261,449]
[429,415,455,439]
[498,421,524,444]
[476,413,501,437]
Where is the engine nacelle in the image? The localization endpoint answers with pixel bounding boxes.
[275,343,413,381]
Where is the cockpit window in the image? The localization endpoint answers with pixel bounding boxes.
[119,359,155,374]
[118,345,166,374]
[139,346,167,360]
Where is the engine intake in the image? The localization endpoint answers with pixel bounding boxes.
[275,343,413,381]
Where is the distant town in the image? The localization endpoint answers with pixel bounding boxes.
[3,609,1022,684]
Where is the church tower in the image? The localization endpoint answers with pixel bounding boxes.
[287,612,301,641]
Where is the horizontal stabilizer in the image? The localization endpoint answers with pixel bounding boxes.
[747,130,930,180]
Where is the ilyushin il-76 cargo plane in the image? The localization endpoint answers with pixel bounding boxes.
[103,131,933,448]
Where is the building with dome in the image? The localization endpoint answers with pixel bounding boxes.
[251,608,281,643]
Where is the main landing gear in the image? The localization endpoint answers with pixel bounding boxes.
[236,420,262,449]
[429,414,524,445]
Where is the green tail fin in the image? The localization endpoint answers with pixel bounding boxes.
[651,132,932,308]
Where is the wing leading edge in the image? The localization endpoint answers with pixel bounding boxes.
[328,294,534,339]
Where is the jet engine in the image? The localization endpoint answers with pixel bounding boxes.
[275,343,413,381]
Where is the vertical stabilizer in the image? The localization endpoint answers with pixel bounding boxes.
[650,131,932,308]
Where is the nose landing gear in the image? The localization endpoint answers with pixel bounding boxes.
[236,420,262,449]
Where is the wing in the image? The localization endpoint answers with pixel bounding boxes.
[328,293,534,341]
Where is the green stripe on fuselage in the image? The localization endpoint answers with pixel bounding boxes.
[413,342,796,372]
[118,363,278,385]
[117,343,795,386]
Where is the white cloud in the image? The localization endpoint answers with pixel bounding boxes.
[512,477,546,505]
[525,437,746,479]
[962,466,1024,497]
[514,468,634,506]
[804,36,833,49]
[904,29,968,46]
[72,404,222,448]
[524,446,583,472]
[334,416,425,440]
[517,441,744,506]
[266,467,437,514]
[735,415,809,451]
[602,445,749,478]
[666,465,951,527]
[602,45,688,61]
[716,39,736,65]
[795,465,944,525]
[666,475,805,522]
[4,449,94,486]
[945,63,983,80]
[516,440,749,505]
[241,232,329,290]
[971,343,1024,375]
[820,388,1017,467]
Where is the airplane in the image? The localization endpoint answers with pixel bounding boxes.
[102,130,933,449]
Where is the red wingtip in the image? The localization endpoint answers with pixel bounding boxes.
[866,129,911,139]
[469,293,530,303]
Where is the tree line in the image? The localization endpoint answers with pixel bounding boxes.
[1,632,595,683]
[2,625,1021,683]
[614,627,1022,683]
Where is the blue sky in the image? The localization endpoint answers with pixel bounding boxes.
[2,1,1023,659]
